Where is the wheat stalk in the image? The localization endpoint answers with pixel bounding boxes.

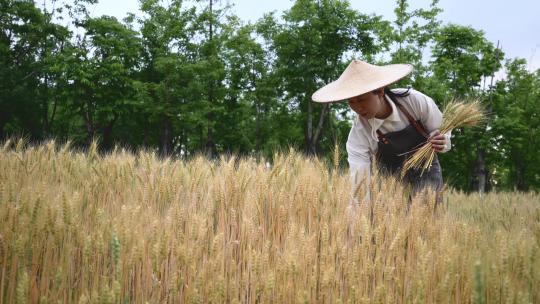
[2,138,540,303]
[400,99,486,179]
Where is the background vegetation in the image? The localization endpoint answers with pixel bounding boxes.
[1,0,539,191]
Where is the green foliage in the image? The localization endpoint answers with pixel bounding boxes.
[259,0,391,155]
[0,0,71,139]
[389,0,442,88]
[489,59,540,190]
[1,0,538,191]
[431,24,503,97]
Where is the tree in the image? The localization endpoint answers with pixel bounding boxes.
[260,0,391,155]
[429,24,503,192]
[192,0,229,157]
[389,0,442,89]
[490,59,540,191]
[137,0,200,154]
[220,18,277,155]
[66,15,141,149]
[0,0,71,140]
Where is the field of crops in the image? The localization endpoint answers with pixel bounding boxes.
[1,139,539,303]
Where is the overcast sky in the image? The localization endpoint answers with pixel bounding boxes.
[89,0,540,73]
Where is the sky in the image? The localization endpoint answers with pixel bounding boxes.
[89,0,540,74]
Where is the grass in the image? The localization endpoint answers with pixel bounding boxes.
[0,139,538,303]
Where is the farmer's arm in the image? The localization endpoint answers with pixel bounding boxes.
[409,90,452,153]
[346,118,372,206]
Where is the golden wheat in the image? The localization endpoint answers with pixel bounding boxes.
[0,140,538,303]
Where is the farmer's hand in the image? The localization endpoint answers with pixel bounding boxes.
[429,130,447,152]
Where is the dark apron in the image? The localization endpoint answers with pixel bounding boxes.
[375,94,443,203]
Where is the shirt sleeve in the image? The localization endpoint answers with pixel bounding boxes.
[443,132,452,152]
[408,89,452,153]
[346,117,372,205]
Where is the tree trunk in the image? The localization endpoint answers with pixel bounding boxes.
[309,103,329,155]
[205,120,215,157]
[255,98,262,151]
[515,158,528,191]
[83,102,95,146]
[0,113,7,140]
[101,114,118,152]
[205,0,216,158]
[474,146,487,194]
[161,117,172,156]
[46,97,57,136]
[42,75,50,136]
[306,98,313,154]
[252,64,263,151]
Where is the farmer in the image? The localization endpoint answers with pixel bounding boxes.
[311,59,451,207]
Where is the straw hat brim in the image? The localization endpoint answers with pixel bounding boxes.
[311,61,413,103]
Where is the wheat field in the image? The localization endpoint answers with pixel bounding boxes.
[0,139,538,304]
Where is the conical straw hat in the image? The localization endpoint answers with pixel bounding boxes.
[311,59,413,103]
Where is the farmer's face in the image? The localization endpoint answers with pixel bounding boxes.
[348,89,385,119]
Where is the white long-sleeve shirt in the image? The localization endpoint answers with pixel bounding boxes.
[346,88,451,202]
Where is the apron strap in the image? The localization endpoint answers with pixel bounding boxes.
[376,129,389,144]
[378,92,430,142]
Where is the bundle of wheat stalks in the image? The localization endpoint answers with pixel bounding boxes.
[400,99,486,179]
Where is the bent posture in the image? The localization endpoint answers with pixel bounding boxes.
[312,59,451,206]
